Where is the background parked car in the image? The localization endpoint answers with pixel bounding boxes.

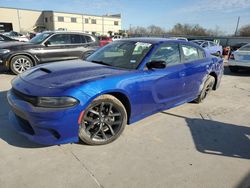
[98,36,112,47]
[3,31,29,42]
[169,37,188,41]
[192,40,222,56]
[0,34,17,42]
[228,43,250,72]
[0,31,99,74]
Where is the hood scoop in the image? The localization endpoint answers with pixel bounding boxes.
[39,68,52,74]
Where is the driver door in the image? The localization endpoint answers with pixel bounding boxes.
[141,43,186,114]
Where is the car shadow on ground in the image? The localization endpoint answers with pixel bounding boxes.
[0,91,45,148]
[224,66,250,76]
[0,67,10,74]
[162,112,250,160]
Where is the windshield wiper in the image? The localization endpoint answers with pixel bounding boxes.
[90,60,111,66]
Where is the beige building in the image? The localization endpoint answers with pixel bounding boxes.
[0,7,122,35]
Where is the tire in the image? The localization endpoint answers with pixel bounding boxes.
[194,75,215,103]
[10,55,34,75]
[79,94,127,145]
[229,66,239,73]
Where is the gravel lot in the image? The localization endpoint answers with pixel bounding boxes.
[0,67,249,188]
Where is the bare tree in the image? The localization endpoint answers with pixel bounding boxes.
[239,25,250,37]
[147,25,166,35]
[168,23,210,36]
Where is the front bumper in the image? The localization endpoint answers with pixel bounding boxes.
[7,90,81,145]
[228,60,250,68]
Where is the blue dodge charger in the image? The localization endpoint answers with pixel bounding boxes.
[7,38,224,145]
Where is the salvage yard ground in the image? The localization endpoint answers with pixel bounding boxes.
[0,66,249,188]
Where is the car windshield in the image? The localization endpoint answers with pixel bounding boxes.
[86,41,152,69]
[29,33,51,44]
[239,44,250,51]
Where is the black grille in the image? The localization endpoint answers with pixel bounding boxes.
[12,88,37,106]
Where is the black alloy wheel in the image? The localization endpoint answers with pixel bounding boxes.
[79,95,127,145]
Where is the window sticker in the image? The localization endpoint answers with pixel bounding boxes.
[135,42,152,48]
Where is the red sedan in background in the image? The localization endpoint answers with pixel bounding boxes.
[98,36,113,47]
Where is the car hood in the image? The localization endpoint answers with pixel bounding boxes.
[0,41,39,49]
[20,59,130,88]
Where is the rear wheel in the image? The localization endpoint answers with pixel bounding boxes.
[194,75,215,103]
[10,55,34,74]
[79,95,127,145]
[229,66,239,73]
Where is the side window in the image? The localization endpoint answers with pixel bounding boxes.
[149,43,181,66]
[0,36,4,41]
[70,34,82,44]
[198,48,206,59]
[47,34,71,45]
[181,45,199,62]
[85,35,93,43]
[201,42,208,48]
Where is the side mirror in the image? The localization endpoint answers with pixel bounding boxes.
[146,60,166,69]
[44,41,51,46]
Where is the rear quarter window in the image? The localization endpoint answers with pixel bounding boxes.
[85,35,94,43]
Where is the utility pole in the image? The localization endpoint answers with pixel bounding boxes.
[234,16,240,36]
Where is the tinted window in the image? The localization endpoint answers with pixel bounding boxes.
[47,34,70,45]
[30,33,51,44]
[70,34,82,44]
[91,19,96,24]
[182,45,199,62]
[85,18,89,23]
[114,21,119,25]
[149,43,181,65]
[85,35,94,43]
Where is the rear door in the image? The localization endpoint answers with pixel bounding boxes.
[180,44,209,99]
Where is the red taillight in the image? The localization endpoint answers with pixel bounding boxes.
[229,54,235,60]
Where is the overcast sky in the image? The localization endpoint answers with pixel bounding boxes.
[1,0,250,34]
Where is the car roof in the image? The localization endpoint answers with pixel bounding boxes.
[120,37,178,44]
[42,31,95,36]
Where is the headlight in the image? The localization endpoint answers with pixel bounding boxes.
[37,97,79,108]
[0,49,10,54]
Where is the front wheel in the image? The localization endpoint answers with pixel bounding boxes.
[194,75,215,103]
[79,95,127,145]
[10,55,34,74]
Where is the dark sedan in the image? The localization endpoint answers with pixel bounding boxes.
[0,31,99,74]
